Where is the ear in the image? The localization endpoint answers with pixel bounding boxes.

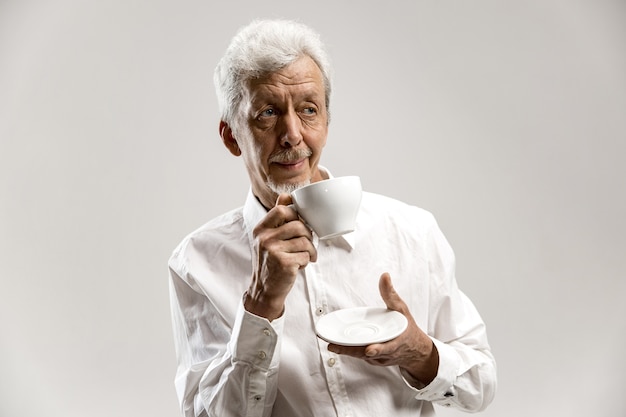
[219,121,241,156]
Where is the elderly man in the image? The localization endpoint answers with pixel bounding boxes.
[169,19,496,417]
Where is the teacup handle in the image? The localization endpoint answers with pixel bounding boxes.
[287,204,317,237]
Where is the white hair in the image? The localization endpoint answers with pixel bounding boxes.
[214,19,332,132]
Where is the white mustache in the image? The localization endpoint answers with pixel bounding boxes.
[268,147,312,163]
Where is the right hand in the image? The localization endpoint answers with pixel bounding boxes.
[244,193,317,321]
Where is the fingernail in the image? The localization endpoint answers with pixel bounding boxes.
[366,349,377,357]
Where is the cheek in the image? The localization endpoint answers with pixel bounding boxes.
[241,141,273,168]
[313,130,328,153]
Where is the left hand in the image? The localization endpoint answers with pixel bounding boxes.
[327,272,439,386]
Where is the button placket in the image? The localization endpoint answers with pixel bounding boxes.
[305,260,329,322]
[306,248,355,417]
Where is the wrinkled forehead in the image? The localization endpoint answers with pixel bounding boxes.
[242,56,326,104]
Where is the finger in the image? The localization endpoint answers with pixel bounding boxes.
[365,343,386,358]
[273,193,298,226]
[330,342,395,364]
[274,193,316,260]
[275,193,310,232]
[328,343,367,358]
[275,193,293,207]
[266,218,313,241]
[260,219,317,265]
[282,235,317,266]
[379,272,408,314]
[255,202,298,233]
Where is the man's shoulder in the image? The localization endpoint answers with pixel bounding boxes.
[190,206,245,236]
[171,206,246,255]
[357,192,442,245]
[361,191,435,223]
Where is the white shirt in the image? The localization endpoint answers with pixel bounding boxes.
[169,186,497,417]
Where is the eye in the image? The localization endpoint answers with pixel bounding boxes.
[302,107,317,115]
[257,107,276,119]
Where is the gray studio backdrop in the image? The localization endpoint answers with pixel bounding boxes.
[1,1,624,416]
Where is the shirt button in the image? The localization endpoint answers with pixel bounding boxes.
[258,351,267,360]
[254,395,263,401]
[316,307,324,315]
[327,357,336,367]
[263,328,271,336]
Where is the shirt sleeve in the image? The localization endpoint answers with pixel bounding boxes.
[169,265,283,417]
[400,316,497,411]
[400,213,497,412]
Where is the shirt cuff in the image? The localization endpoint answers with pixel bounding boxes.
[400,337,461,402]
[229,300,284,371]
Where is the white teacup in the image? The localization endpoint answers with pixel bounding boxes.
[290,176,362,240]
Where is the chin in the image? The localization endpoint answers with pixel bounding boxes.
[267,178,311,195]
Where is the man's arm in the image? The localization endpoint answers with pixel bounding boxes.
[169,194,317,417]
[244,194,317,321]
[169,265,283,417]
[327,217,497,412]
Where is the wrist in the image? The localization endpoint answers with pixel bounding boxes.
[243,290,285,322]
[403,341,439,386]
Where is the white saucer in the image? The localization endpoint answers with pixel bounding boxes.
[315,307,408,346]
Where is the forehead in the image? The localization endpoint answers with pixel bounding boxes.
[246,56,325,102]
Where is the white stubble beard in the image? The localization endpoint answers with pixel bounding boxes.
[266,146,314,195]
[267,177,311,195]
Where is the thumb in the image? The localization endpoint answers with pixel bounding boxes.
[379,272,408,314]
[275,193,293,207]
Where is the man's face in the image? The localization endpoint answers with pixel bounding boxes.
[228,56,329,208]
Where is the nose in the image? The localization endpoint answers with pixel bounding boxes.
[279,109,303,147]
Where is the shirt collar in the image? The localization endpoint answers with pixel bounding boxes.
[242,166,356,251]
